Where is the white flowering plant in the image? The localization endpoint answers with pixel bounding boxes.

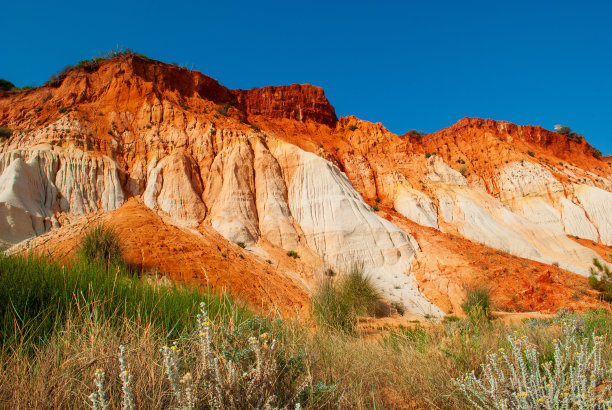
[456,321,612,409]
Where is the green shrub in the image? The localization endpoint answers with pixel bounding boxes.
[59,106,68,113]
[459,166,467,176]
[342,265,381,316]
[312,279,356,333]
[312,264,382,332]
[527,150,535,157]
[180,104,189,110]
[557,125,571,135]
[391,301,405,316]
[406,129,424,137]
[589,258,612,303]
[348,125,358,131]
[77,223,125,266]
[461,286,491,321]
[0,127,12,140]
[286,250,299,259]
[0,79,16,91]
[425,152,431,158]
[249,124,261,132]
[236,241,246,249]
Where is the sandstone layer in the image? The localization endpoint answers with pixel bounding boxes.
[1,54,610,316]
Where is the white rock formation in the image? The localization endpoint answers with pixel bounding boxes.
[498,161,563,200]
[426,156,468,186]
[143,152,207,227]
[559,197,599,242]
[574,185,612,246]
[0,146,125,243]
[270,140,442,316]
[394,188,439,229]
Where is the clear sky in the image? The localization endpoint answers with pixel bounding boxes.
[2,0,611,154]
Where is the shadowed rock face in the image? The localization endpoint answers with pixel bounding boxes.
[1,55,611,316]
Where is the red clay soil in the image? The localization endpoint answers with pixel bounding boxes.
[20,199,309,317]
[382,207,607,315]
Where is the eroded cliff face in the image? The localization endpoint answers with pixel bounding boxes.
[1,55,610,316]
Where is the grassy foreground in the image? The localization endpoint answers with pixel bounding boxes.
[0,253,611,408]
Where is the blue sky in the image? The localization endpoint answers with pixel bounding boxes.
[2,0,611,154]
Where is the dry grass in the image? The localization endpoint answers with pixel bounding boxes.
[1,308,611,408]
[0,254,611,408]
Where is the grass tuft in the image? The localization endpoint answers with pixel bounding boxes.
[77,223,125,266]
[312,264,382,333]
[461,286,492,322]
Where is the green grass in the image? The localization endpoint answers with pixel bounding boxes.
[589,258,612,303]
[0,254,251,347]
[461,286,492,322]
[77,223,125,266]
[312,264,382,333]
[0,251,610,408]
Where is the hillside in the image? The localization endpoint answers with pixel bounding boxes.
[1,53,611,317]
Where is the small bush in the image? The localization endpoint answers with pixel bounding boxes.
[236,241,246,249]
[249,124,261,132]
[180,104,189,110]
[77,223,124,266]
[425,152,432,158]
[456,325,612,408]
[286,250,299,259]
[59,106,68,113]
[459,166,467,176]
[461,286,491,322]
[312,264,382,332]
[527,150,535,157]
[589,258,612,303]
[557,125,571,135]
[312,279,356,333]
[372,204,379,212]
[406,129,425,137]
[0,79,16,91]
[348,125,358,131]
[0,127,12,140]
[342,265,381,316]
[391,301,406,316]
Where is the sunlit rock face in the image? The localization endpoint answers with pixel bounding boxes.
[2,55,611,316]
[0,147,124,243]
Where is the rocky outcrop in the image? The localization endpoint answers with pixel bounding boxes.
[143,152,206,227]
[0,146,124,243]
[1,55,610,316]
[233,85,338,127]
